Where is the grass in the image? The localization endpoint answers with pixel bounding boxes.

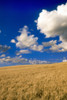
[0,62,67,100]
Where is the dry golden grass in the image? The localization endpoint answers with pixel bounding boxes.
[0,62,67,100]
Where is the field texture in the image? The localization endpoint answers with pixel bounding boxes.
[0,62,67,100]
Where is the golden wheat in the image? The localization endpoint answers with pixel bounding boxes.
[0,62,67,100]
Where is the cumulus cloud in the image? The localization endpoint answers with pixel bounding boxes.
[0,55,50,65]
[49,42,67,52]
[29,59,50,64]
[0,54,5,57]
[30,44,43,52]
[42,40,67,52]
[0,45,11,53]
[36,3,67,52]
[16,49,30,55]
[42,40,57,47]
[11,39,16,43]
[0,56,28,64]
[16,26,38,48]
[11,26,44,52]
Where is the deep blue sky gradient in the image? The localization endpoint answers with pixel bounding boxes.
[0,0,67,66]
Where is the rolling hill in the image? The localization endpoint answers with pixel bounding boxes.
[0,62,67,100]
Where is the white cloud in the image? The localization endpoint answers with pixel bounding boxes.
[0,45,11,53]
[49,41,67,52]
[0,54,5,57]
[11,39,16,43]
[0,55,50,65]
[0,56,28,64]
[62,57,67,62]
[16,26,38,48]
[50,44,62,52]
[19,55,22,58]
[31,44,43,52]
[6,56,11,59]
[11,26,44,52]
[36,3,67,52]
[42,40,67,52]
[34,20,38,23]
[16,49,30,55]
[29,59,50,64]
[42,40,57,47]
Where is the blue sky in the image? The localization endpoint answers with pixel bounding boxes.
[0,0,67,66]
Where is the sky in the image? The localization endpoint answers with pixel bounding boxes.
[0,0,67,67]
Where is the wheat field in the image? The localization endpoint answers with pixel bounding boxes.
[0,62,67,100]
